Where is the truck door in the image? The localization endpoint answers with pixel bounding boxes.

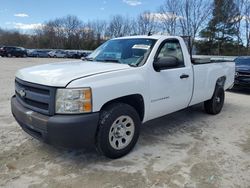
[149,39,193,119]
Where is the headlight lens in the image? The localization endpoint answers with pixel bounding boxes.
[56,88,92,114]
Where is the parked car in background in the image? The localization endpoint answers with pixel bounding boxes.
[80,51,93,60]
[66,50,93,59]
[66,51,80,59]
[79,51,92,58]
[234,56,250,88]
[27,49,34,57]
[0,46,27,57]
[48,50,67,58]
[28,49,50,57]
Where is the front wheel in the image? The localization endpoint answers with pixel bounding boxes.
[96,103,141,159]
[204,86,225,115]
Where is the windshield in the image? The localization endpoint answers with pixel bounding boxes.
[235,58,250,66]
[87,38,156,67]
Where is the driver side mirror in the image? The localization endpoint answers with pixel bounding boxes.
[153,56,179,72]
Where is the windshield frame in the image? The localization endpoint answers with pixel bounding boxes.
[87,38,157,67]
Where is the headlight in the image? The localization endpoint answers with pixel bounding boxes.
[56,88,92,114]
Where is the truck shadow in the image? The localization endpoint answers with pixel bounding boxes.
[139,104,207,145]
[227,87,250,95]
[48,104,211,163]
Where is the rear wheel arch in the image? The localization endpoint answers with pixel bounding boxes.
[216,76,226,89]
[204,86,225,115]
[204,76,226,115]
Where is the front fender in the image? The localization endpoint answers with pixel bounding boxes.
[66,68,149,119]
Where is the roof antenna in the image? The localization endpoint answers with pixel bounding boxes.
[148,31,152,36]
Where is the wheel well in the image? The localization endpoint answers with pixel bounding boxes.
[100,94,145,121]
[216,76,226,88]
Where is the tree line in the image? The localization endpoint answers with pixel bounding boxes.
[0,0,250,55]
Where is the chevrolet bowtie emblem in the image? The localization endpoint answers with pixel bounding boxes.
[19,89,26,98]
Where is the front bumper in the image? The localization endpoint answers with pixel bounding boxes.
[234,78,250,88]
[11,96,99,148]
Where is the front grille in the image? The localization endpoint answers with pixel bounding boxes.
[238,71,250,77]
[15,78,56,115]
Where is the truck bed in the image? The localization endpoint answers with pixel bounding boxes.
[189,60,235,106]
[192,55,235,64]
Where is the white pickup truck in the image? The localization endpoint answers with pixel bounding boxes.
[11,35,235,158]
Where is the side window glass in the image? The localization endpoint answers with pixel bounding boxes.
[157,40,184,67]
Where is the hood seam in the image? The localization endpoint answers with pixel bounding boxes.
[65,68,130,88]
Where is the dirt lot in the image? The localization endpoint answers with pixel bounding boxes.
[0,57,250,188]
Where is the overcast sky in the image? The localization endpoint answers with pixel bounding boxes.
[0,0,165,31]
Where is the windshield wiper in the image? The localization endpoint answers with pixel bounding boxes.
[83,57,94,61]
[128,64,137,67]
[101,59,120,63]
[95,59,122,64]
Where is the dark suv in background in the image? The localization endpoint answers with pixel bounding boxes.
[234,56,250,88]
[0,46,27,57]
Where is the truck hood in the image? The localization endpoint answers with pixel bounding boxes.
[16,61,130,87]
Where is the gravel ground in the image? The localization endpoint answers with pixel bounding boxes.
[0,57,250,188]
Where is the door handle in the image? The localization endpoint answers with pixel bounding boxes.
[180,74,189,79]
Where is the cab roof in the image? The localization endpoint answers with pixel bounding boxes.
[112,35,179,41]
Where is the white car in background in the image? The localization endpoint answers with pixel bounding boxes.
[48,50,67,58]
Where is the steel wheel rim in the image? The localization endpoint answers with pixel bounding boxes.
[215,89,224,111]
[109,115,135,150]
[215,96,221,103]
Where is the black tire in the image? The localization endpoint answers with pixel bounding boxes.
[204,86,225,115]
[96,103,141,159]
[7,53,12,57]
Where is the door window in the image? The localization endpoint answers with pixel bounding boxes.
[156,39,184,68]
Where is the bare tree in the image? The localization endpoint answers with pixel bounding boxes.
[49,18,65,48]
[234,0,245,55]
[88,20,107,40]
[129,18,139,35]
[178,0,212,37]
[159,0,181,35]
[62,15,83,49]
[177,0,212,53]
[158,0,212,53]
[242,0,250,53]
[107,15,132,37]
[137,11,156,35]
[0,29,30,47]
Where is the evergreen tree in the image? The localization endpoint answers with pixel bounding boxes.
[199,0,240,55]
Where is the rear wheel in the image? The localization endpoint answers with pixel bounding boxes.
[7,53,12,57]
[96,103,141,159]
[204,86,225,115]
